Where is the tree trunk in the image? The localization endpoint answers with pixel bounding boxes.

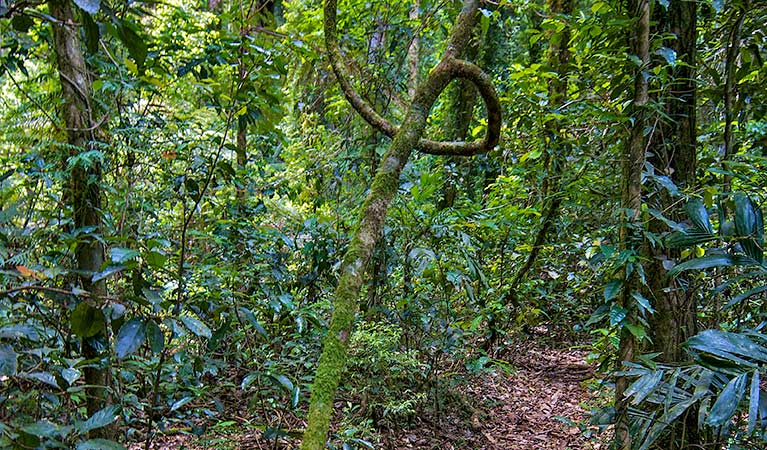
[300,1,501,447]
[615,0,650,447]
[644,0,700,447]
[48,0,111,437]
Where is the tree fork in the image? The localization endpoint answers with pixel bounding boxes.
[300,1,501,448]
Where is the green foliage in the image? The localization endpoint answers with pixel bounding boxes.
[345,322,427,427]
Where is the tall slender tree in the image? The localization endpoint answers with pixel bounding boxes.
[615,0,650,447]
[48,0,111,437]
[300,0,501,447]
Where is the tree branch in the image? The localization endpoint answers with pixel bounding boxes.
[323,0,501,156]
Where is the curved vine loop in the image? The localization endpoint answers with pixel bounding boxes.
[324,0,501,156]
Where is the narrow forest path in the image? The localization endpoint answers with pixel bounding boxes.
[131,343,605,450]
[379,343,603,450]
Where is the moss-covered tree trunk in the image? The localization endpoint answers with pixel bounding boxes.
[300,0,501,448]
[48,0,111,437]
[615,0,650,447]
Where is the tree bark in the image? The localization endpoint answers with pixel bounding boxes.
[646,0,698,365]
[615,0,650,447]
[48,0,111,437]
[300,1,501,448]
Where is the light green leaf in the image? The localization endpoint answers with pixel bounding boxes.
[79,405,120,434]
[181,316,212,339]
[110,247,139,264]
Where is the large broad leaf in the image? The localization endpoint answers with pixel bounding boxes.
[669,254,744,277]
[110,247,139,264]
[726,284,767,308]
[116,20,147,70]
[78,405,120,434]
[82,11,100,54]
[686,199,713,234]
[180,316,212,339]
[115,318,145,359]
[708,372,748,426]
[687,330,767,367]
[145,320,164,355]
[22,420,61,438]
[0,344,18,376]
[625,370,664,405]
[71,303,105,338]
[665,228,716,249]
[734,194,763,264]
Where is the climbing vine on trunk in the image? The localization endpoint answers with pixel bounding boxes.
[300,0,501,448]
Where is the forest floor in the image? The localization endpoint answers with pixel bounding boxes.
[129,340,609,450]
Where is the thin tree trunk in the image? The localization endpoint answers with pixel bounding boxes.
[300,1,501,447]
[615,0,650,447]
[48,0,111,437]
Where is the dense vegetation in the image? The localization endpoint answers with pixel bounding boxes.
[0,0,765,448]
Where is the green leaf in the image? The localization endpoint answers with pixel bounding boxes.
[92,265,127,283]
[748,370,760,433]
[144,251,166,269]
[668,254,744,277]
[116,20,147,70]
[115,318,146,359]
[685,199,713,234]
[111,247,140,264]
[238,307,268,338]
[22,420,60,438]
[270,373,294,393]
[291,386,300,408]
[708,372,748,426]
[734,194,763,263]
[242,372,260,390]
[0,344,18,376]
[61,367,82,385]
[70,303,105,338]
[181,316,212,339]
[726,284,767,308]
[23,371,59,388]
[631,292,654,315]
[77,439,126,450]
[665,228,717,248]
[73,0,100,14]
[609,305,627,326]
[625,370,663,404]
[687,330,767,368]
[79,405,120,434]
[145,320,164,355]
[604,279,622,302]
[170,396,194,412]
[82,11,100,54]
